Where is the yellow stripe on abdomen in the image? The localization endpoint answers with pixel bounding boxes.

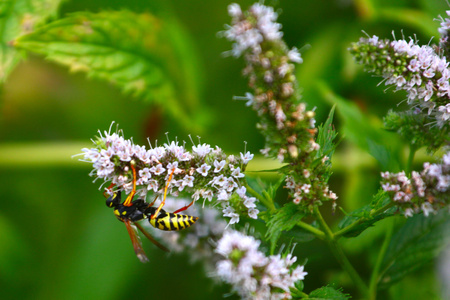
[150,213,199,231]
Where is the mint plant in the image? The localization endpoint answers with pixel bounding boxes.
[2,1,449,299]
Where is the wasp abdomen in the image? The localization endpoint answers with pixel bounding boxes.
[150,212,199,231]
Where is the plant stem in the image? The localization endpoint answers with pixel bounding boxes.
[244,181,276,211]
[368,218,394,300]
[334,201,395,239]
[406,145,417,174]
[296,220,326,240]
[313,206,369,297]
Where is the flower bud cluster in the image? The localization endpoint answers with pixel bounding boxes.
[350,35,450,129]
[80,125,257,223]
[381,152,450,217]
[223,3,335,209]
[285,173,338,206]
[215,230,307,300]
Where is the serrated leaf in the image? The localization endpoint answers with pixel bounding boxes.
[308,285,351,300]
[338,190,394,238]
[0,0,63,82]
[265,175,285,200]
[314,105,339,181]
[15,10,202,131]
[317,82,403,171]
[265,203,305,254]
[316,105,338,158]
[379,210,450,289]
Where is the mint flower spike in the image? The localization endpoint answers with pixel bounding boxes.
[79,123,257,224]
[215,230,307,300]
[381,151,450,217]
[350,34,450,129]
[222,3,336,209]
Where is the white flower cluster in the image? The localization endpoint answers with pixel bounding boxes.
[363,35,450,128]
[215,230,307,300]
[224,3,286,57]
[80,125,257,223]
[381,151,450,217]
[438,10,450,39]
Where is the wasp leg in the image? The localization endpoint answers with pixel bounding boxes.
[148,194,159,207]
[151,168,174,219]
[123,160,137,207]
[173,199,195,214]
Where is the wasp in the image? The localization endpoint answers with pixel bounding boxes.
[105,160,198,263]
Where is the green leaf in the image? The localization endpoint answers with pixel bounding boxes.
[0,0,63,82]
[379,210,450,289]
[265,175,285,201]
[308,285,351,300]
[316,104,338,159]
[15,10,202,131]
[265,203,305,254]
[317,81,403,171]
[338,190,395,238]
[314,105,339,181]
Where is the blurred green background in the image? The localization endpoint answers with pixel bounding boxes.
[0,0,448,299]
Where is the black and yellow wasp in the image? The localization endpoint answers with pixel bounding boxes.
[104,161,198,263]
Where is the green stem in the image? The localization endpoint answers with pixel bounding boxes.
[368,218,394,300]
[313,206,369,297]
[406,145,417,174]
[296,220,326,240]
[244,181,276,211]
[334,201,395,239]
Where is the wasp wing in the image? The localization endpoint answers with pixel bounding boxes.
[135,221,170,253]
[123,219,149,263]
